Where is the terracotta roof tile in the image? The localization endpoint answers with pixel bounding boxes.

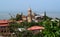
[0,20,8,23]
[0,20,9,26]
[27,26,44,30]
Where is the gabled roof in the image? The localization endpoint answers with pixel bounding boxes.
[0,20,9,26]
[0,20,8,23]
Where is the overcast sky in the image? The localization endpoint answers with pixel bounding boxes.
[0,0,60,19]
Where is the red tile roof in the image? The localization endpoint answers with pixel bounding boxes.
[27,26,44,30]
[0,20,8,23]
[0,20,9,26]
[0,20,23,26]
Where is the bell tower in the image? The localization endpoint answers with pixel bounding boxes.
[27,8,32,22]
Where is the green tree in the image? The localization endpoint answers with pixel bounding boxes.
[16,13,22,21]
[42,19,60,37]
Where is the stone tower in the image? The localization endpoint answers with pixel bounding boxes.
[27,8,32,22]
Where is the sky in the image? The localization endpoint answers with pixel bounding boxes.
[0,0,60,19]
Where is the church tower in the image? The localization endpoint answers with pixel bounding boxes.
[27,8,32,22]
